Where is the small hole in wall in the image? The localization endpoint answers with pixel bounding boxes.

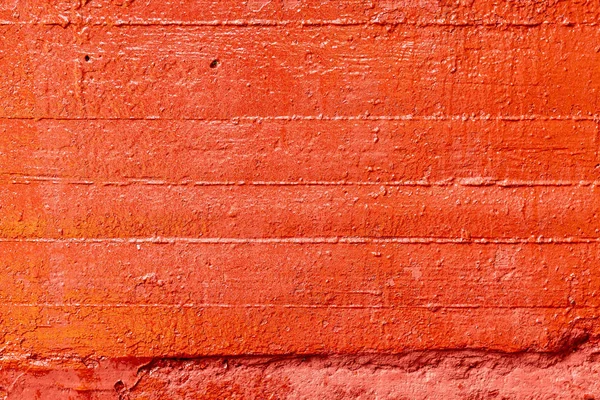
[210,59,219,68]
[114,380,125,392]
[84,55,90,62]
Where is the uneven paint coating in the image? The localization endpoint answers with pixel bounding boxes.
[2,0,600,398]
[2,119,598,182]
[3,25,600,119]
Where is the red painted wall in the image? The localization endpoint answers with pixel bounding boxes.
[2,0,600,398]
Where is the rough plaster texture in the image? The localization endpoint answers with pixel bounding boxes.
[2,0,600,398]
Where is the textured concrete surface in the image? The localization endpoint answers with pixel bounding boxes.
[1,340,600,399]
[2,0,600,398]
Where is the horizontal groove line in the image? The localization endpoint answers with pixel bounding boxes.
[1,115,599,122]
[3,176,600,188]
[0,303,593,310]
[2,237,599,244]
[0,20,594,28]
